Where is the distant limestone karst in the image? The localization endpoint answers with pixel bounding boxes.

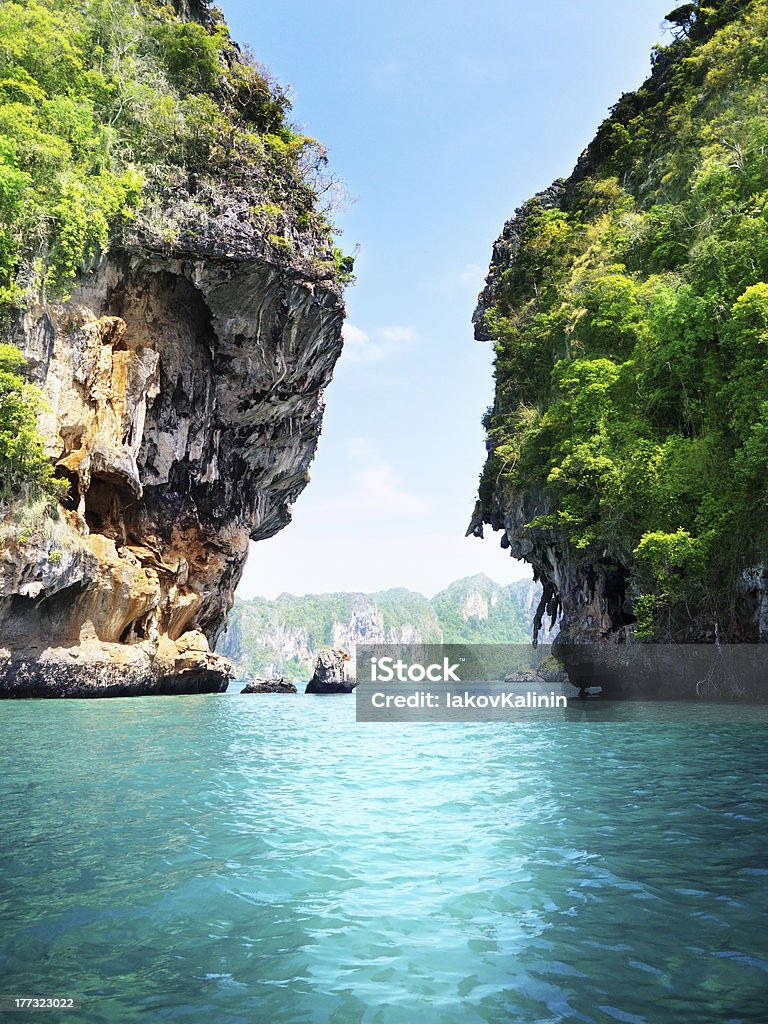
[219,574,557,680]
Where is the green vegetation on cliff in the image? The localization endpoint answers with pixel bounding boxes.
[0,0,349,498]
[222,576,539,679]
[0,343,60,498]
[477,0,768,640]
[0,0,345,309]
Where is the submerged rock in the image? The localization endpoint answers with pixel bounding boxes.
[241,677,297,694]
[305,648,357,694]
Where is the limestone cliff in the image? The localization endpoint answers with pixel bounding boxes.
[222,575,544,680]
[0,0,345,695]
[468,184,623,647]
[469,0,768,650]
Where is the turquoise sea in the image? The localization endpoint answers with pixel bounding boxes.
[1,695,767,1024]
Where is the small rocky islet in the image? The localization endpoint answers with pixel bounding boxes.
[240,677,298,695]
[240,648,358,695]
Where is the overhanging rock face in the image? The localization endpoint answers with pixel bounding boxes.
[0,249,344,696]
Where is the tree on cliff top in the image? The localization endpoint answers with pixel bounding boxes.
[664,3,699,36]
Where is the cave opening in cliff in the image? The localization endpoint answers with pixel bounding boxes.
[54,467,80,512]
[108,266,215,366]
[83,477,131,542]
[588,561,637,629]
[119,610,154,644]
[108,265,218,494]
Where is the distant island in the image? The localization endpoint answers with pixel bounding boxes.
[219,574,557,680]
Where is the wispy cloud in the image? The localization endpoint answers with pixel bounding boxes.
[311,437,428,518]
[341,323,383,363]
[459,263,485,288]
[422,263,487,297]
[342,321,419,364]
[345,437,428,514]
[355,464,427,514]
[344,437,377,460]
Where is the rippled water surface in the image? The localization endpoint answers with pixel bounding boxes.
[1,696,767,1024]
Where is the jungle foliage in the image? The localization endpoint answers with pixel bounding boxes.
[0,0,348,497]
[223,576,535,680]
[0,343,61,499]
[478,0,768,638]
[0,0,347,307]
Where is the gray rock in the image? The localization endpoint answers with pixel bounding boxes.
[1,165,344,699]
[503,669,543,683]
[305,648,357,694]
[241,677,297,694]
[0,637,232,698]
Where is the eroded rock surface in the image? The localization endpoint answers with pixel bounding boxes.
[241,677,297,694]
[305,648,357,694]
[1,250,344,695]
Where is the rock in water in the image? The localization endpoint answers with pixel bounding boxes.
[305,649,357,694]
[241,677,297,694]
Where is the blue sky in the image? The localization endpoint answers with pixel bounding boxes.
[227,0,672,598]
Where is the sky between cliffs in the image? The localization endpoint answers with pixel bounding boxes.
[227,0,670,598]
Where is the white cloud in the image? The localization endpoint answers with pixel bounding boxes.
[341,321,419,364]
[356,464,428,514]
[300,438,428,521]
[344,437,377,459]
[459,263,485,288]
[341,322,384,363]
[343,439,427,515]
[377,325,419,345]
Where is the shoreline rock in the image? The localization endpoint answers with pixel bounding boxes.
[305,648,357,694]
[0,633,233,698]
